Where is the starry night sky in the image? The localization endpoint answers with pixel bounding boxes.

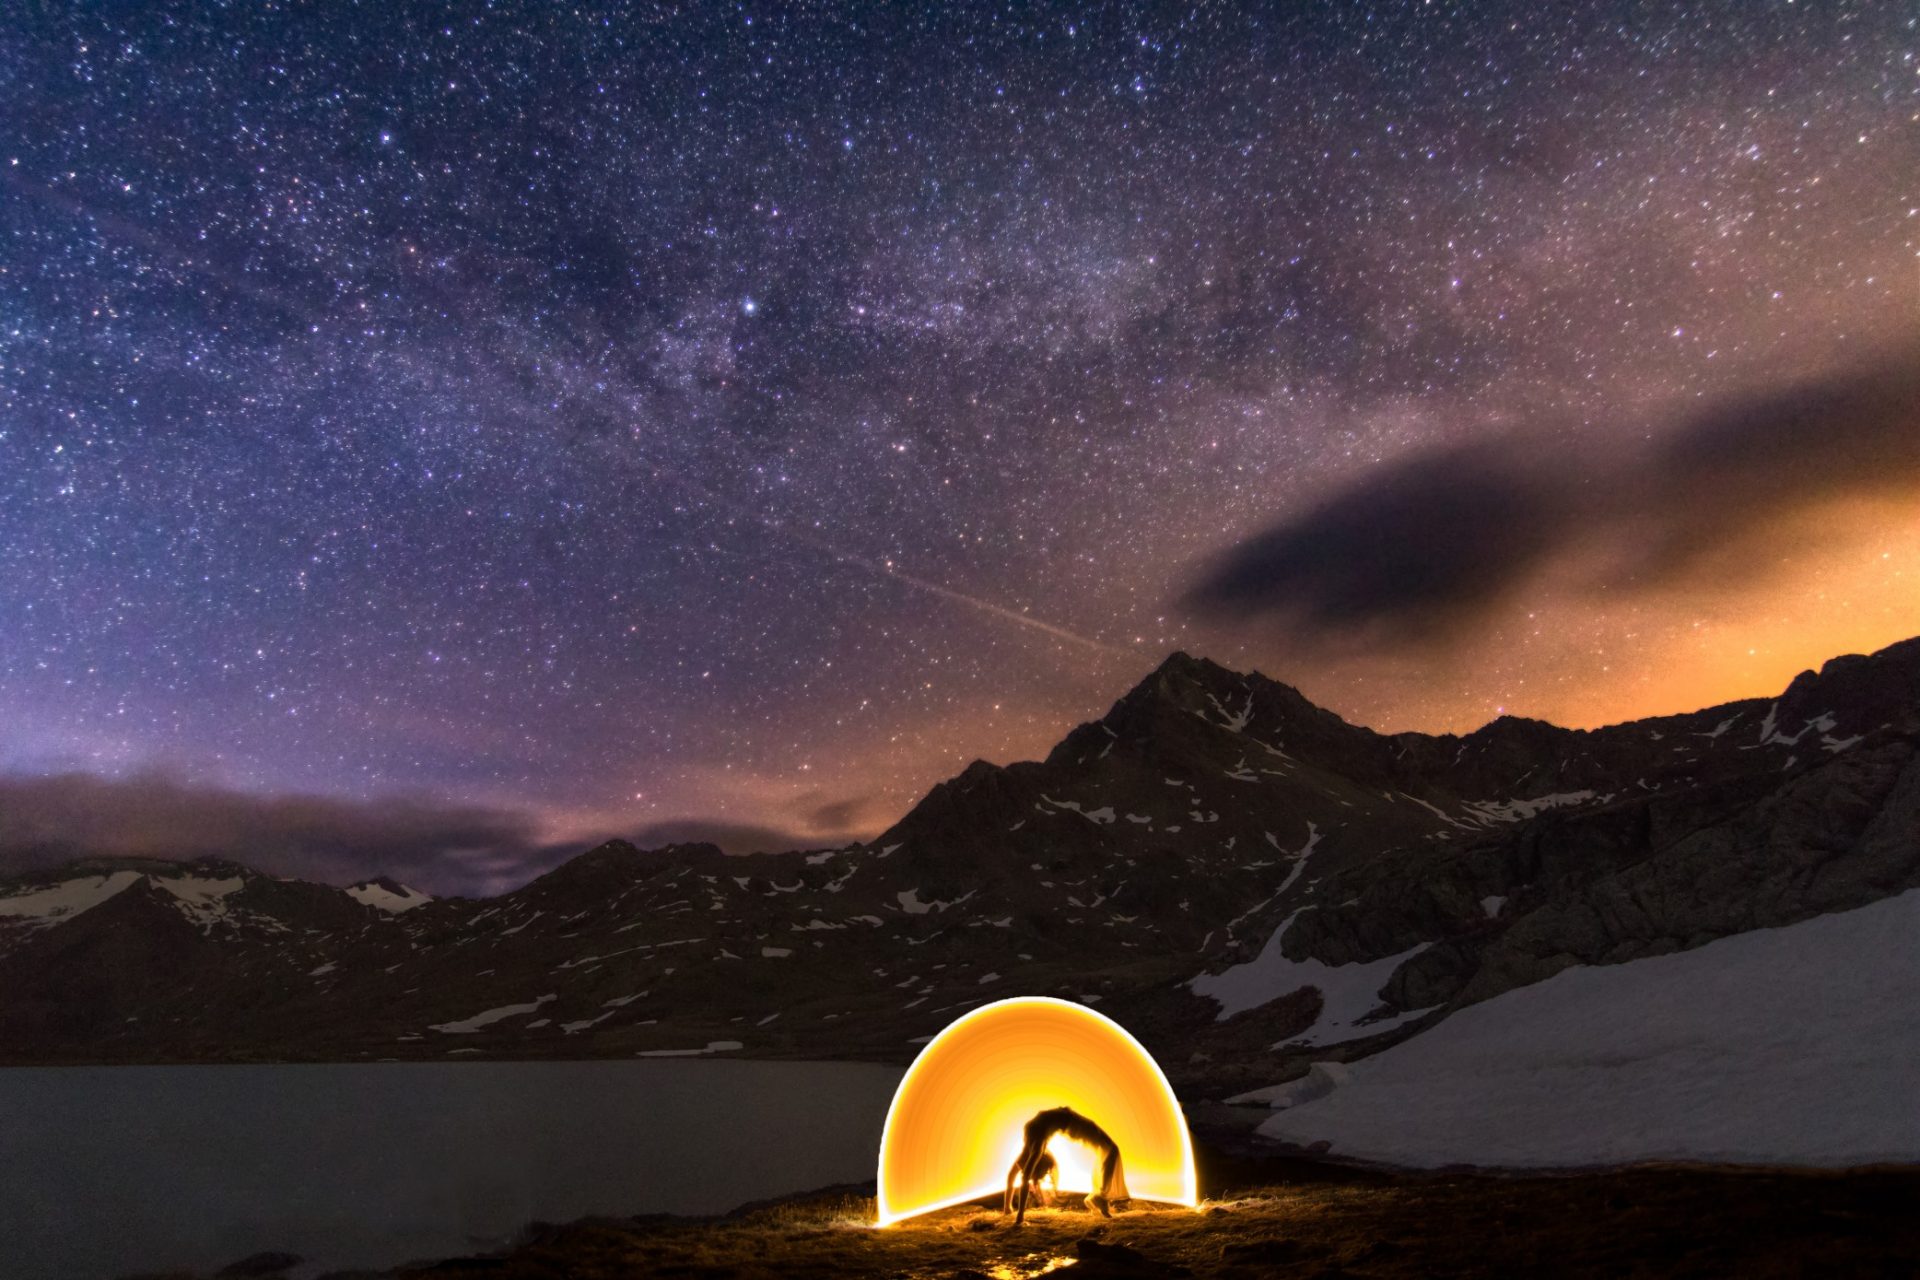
[2,3,1916,892]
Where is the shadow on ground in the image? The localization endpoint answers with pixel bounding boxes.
[120,1138,1920,1279]
[283,1153,1919,1280]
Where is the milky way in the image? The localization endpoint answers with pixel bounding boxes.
[2,4,1915,888]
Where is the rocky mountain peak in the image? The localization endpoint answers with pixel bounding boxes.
[1149,648,1237,683]
[951,758,1004,787]
[1457,713,1575,753]
[1774,635,1920,731]
[1062,648,1324,749]
[1136,649,1269,707]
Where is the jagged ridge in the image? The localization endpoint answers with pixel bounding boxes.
[0,637,1914,1093]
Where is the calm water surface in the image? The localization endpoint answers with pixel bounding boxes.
[0,1060,904,1280]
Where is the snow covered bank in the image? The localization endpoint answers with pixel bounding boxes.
[1256,888,1920,1168]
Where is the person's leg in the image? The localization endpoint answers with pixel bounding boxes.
[1085,1145,1118,1217]
[1015,1147,1045,1225]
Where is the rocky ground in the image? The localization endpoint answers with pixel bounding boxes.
[138,1151,1920,1280]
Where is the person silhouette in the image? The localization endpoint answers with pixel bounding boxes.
[1003,1105,1128,1225]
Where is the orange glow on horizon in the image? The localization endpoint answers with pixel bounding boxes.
[874,996,1198,1226]
[1267,499,1920,739]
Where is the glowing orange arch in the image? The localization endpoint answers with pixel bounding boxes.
[875,996,1198,1225]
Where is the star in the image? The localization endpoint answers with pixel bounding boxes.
[0,1,1912,889]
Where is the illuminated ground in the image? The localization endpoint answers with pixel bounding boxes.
[374,1162,1920,1279]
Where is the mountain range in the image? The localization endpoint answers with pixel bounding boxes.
[3,637,1915,1100]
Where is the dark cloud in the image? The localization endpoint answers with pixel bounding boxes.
[631,792,880,856]
[1184,346,1920,644]
[800,797,871,832]
[787,790,882,837]
[1626,350,1920,579]
[628,818,833,856]
[0,771,881,899]
[0,771,572,898]
[1183,441,1574,642]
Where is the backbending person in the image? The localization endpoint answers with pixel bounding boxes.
[1003,1106,1128,1225]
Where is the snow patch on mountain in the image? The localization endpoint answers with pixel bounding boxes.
[429,993,557,1034]
[1399,792,1468,828]
[347,879,433,913]
[0,871,143,922]
[1040,795,1117,824]
[1204,691,1254,732]
[1461,790,1597,825]
[1192,909,1431,1043]
[636,1040,743,1058]
[896,887,976,914]
[155,875,246,928]
[1274,822,1323,897]
[1757,704,1839,749]
[1256,889,1920,1167]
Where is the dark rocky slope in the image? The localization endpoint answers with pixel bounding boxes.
[2,637,1914,1096]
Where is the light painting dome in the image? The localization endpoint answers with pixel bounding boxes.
[875,996,1198,1225]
